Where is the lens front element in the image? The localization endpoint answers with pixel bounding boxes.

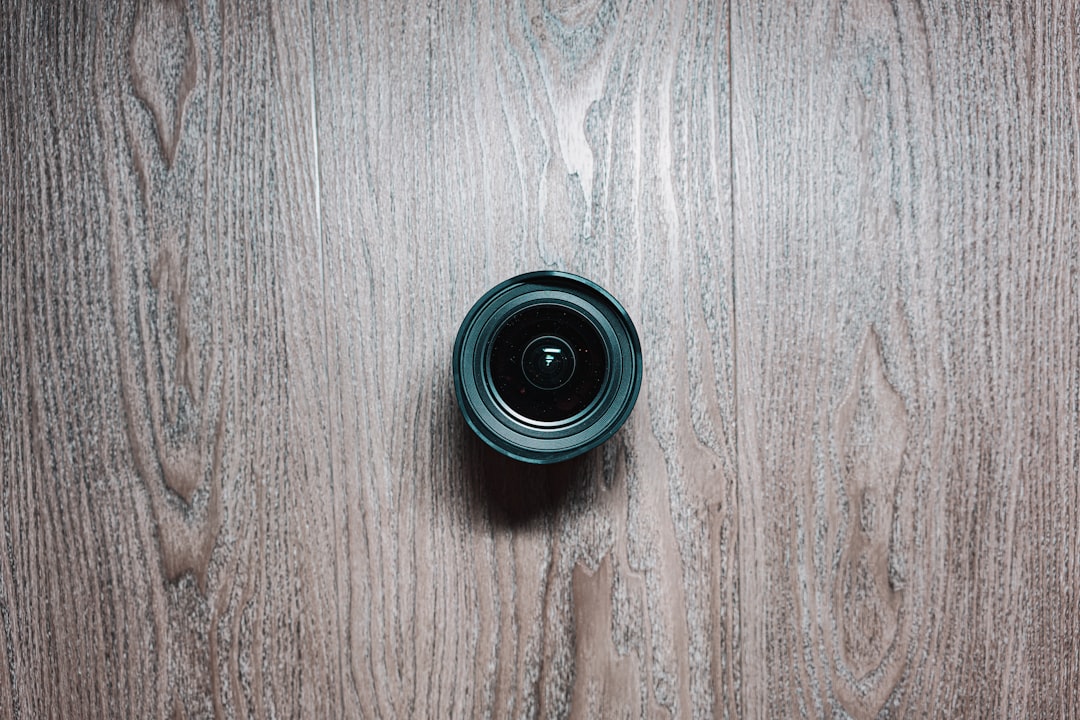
[489,304,606,423]
[522,336,575,390]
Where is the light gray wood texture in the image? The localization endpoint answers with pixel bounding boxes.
[1,0,1077,717]
[732,2,1080,716]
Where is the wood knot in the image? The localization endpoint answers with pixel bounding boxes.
[829,326,911,714]
[130,0,199,167]
[544,0,606,28]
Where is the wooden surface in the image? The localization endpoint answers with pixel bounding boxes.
[1,0,1077,717]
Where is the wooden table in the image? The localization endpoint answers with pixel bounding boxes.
[2,0,1078,717]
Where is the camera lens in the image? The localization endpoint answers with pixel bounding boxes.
[453,271,642,464]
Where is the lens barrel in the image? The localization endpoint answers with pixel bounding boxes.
[453,271,643,464]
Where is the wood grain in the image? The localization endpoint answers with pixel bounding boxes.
[1,0,331,717]
[732,0,1080,716]
[308,1,735,716]
[1,0,1078,718]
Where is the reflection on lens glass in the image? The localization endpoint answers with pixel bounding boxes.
[489,304,606,423]
[521,336,575,389]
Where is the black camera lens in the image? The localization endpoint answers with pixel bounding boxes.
[453,271,642,464]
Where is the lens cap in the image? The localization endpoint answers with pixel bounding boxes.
[453,271,643,464]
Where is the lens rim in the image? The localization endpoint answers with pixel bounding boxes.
[453,271,643,464]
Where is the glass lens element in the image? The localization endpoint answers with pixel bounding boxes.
[489,304,606,423]
[521,336,575,389]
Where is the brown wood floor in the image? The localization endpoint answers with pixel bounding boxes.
[2,0,1079,717]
